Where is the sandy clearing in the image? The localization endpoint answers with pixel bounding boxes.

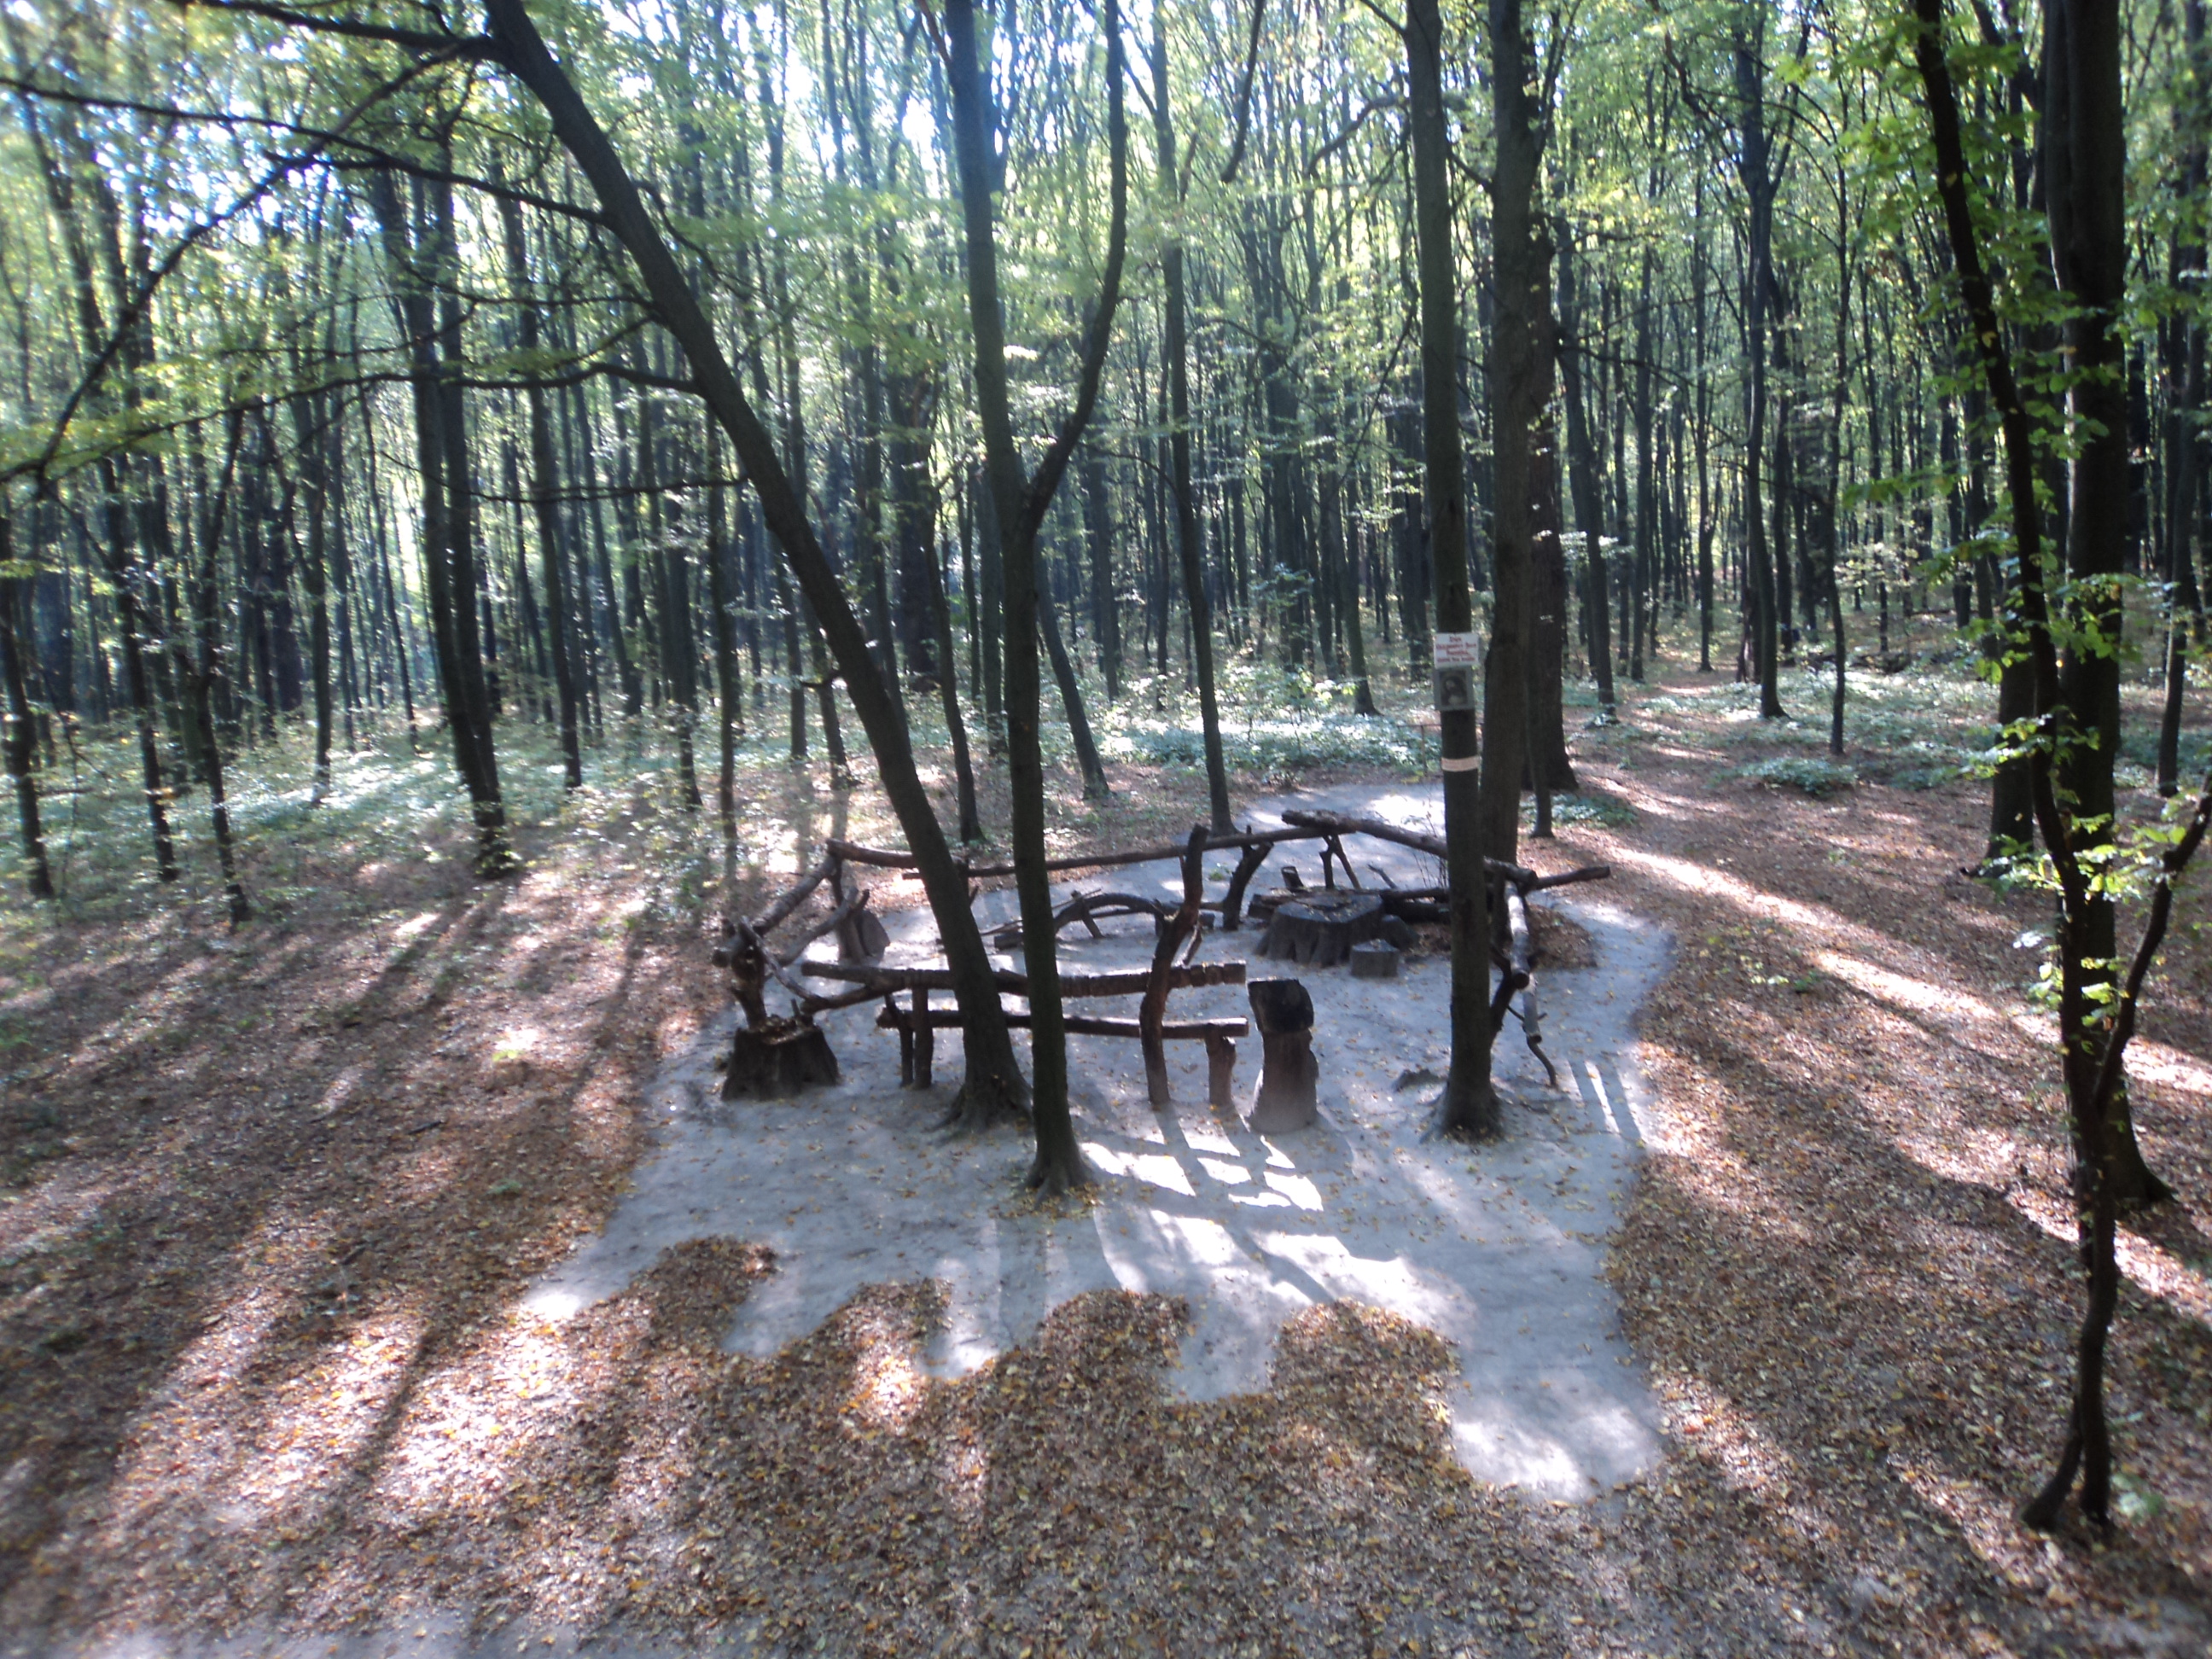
[527,784,1668,1499]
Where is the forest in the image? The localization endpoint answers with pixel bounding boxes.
[2,0,2210,1652]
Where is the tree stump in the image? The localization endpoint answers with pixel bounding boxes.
[835,903,890,960]
[1349,940,1400,979]
[1205,1033,1237,1109]
[714,929,771,1027]
[1246,978,1318,1132]
[722,1016,840,1100]
[1257,889,1384,967]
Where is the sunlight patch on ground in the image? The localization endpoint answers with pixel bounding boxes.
[2132,1040,2212,1097]
[2007,1185,2212,1332]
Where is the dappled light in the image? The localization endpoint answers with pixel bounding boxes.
[2,0,2209,1647]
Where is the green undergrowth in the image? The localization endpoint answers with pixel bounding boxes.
[7,623,2200,928]
[1527,790,1639,829]
[0,714,806,928]
[1098,663,1436,779]
[1729,755,1860,798]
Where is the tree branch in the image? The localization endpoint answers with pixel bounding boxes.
[169,0,497,59]
[1218,0,1267,181]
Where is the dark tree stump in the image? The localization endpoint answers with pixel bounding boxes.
[713,928,771,1027]
[1257,889,1384,967]
[722,1016,840,1100]
[1246,978,1318,1132]
[835,903,890,960]
[1349,940,1401,979]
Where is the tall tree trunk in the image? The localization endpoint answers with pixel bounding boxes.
[2157,0,2209,797]
[20,115,180,879]
[1912,0,2158,1535]
[910,389,983,843]
[1736,26,1787,719]
[1631,254,1655,681]
[294,388,336,802]
[707,442,743,867]
[1692,174,1715,672]
[371,168,516,876]
[2043,0,2168,1214]
[1825,144,1854,758]
[1479,0,1552,870]
[361,395,420,748]
[1410,0,1499,1139]
[431,174,519,872]
[1526,415,1577,794]
[1040,585,1109,800]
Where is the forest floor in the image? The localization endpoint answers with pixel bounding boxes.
[3,630,2211,1658]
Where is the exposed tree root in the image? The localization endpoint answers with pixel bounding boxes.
[937,1067,1032,1134]
[1423,1075,1503,1143]
[1024,1145,1089,1196]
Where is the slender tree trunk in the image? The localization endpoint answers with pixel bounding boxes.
[1081,452,1121,701]
[497,192,583,789]
[370,169,515,874]
[189,415,251,926]
[1150,15,1232,831]
[1826,148,1855,757]
[362,403,420,748]
[1913,0,2157,1534]
[294,389,336,802]
[488,0,1031,1121]
[21,120,181,879]
[1692,176,1715,672]
[1557,221,1616,717]
[708,448,742,867]
[1737,26,1787,719]
[916,403,984,842]
[1040,585,1109,800]
[1479,0,1551,869]
[1527,415,1577,794]
[2157,0,2209,796]
[0,543,52,899]
[940,0,1129,1185]
[433,174,519,871]
[2043,0,2168,1214]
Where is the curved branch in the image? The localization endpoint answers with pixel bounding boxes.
[1218,0,1267,181]
[1014,0,1131,548]
[168,0,497,59]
